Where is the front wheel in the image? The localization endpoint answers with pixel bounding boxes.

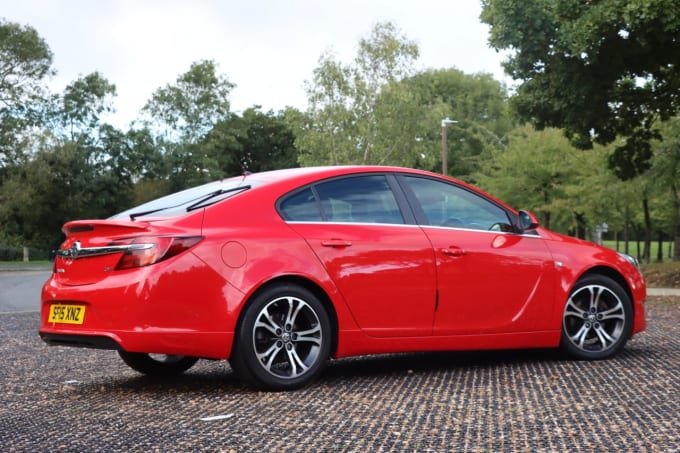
[230,284,332,390]
[561,275,633,360]
[118,351,198,377]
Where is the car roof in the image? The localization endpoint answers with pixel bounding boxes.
[242,165,429,186]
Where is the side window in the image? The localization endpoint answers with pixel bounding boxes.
[315,175,404,225]
[403,176,511,231]
[279,188,322,221]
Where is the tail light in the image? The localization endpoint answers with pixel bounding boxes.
[113,236,203,270]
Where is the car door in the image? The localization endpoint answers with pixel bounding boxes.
[280,174,437,337]
[398,175,555,335]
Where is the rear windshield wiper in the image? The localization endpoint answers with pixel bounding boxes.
[186,185,251,211]
[128,185,251,220]
[129,206,175,221]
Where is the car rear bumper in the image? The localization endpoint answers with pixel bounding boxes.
[40,253,241,359]
[38,327,234,359]
[39,332,121,350]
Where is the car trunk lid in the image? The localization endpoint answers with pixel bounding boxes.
[54,217,202,286]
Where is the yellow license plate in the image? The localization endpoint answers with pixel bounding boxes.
[48,304,86,325]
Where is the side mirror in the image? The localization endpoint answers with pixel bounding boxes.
[518,210,539,232]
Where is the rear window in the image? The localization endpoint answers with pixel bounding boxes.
[110,177,254,220]
[279,174,404,225]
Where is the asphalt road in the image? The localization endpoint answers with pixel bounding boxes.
[0,271,50,313]
[0,270,678,451]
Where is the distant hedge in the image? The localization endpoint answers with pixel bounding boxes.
[0,245,50,261]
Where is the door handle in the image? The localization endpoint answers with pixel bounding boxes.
[321,239,353,248]
[442,247,466,257]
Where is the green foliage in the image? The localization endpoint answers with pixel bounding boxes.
[0,244,49,261]
[0,244,23,261]
[297,23,513,176]
[481,0,680,177]
[60,71,116,140]
[0,19,53,103]
[141,60,235,191]
[477,127,579,230]
[297,22,422,166]
[0,19,54,169]
[403,69,513,180]
[143,59,234,144]
[649,116,680,259]
[204,107,299,176]
[0,138,134,247]
[1,16,678,259]
[0,63,133,248]
[296,51,357,165]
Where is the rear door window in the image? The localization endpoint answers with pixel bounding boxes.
[279,175,405,225]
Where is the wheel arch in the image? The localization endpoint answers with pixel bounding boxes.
[579,266,635,316]
[231,275,339,357]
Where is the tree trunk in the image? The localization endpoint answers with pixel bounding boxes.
[675,223,680,262]
[672,183,680,261]
[642,198,652,264]
[624,206,630,255]
[615,231,619,252]
[573,211,586,239]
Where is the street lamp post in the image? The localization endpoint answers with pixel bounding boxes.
[441,117,458,175]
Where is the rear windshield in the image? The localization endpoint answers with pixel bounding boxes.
[110,177,253,220]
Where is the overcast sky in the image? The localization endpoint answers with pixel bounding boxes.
[2,0,509,129]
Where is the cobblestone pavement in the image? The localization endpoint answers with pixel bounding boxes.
[1,298,678,452]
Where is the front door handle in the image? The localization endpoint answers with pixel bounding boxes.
[321,239,353,248]
[442,246,466,257]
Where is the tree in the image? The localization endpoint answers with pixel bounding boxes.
[142,59,234,144]
[141,60,235,190]
[0,19,54,169]
[0,68,137,249]
[0,138,133,248]
[60,71,116,142]
[480,0,680,174]
[298,22,423,166]
[481,0,680,259]
[298,23,515,176]
[205,107,298,176]
[477,127,584,231]
[403,69,513,180]
[650,117,680,260]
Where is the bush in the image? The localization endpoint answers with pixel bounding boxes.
[0,244,50,261]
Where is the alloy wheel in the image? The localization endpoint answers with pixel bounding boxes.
[563,284,627,354]
[252,295,324,380]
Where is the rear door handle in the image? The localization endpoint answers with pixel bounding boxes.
[442,247,466,257]
[321,239,353,248]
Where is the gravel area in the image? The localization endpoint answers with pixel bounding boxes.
[1,298,678,452]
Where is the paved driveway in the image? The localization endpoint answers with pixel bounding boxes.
[0,296,677,452]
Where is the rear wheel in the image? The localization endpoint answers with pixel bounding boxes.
[118,351,198,377]
[230,284,331,390]
[561,275,633,360]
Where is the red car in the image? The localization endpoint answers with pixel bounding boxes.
[40,166,646,390]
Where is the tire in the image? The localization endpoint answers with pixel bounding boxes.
[118,351,198,377]
[560,275,633,360]
[230,284,332,390]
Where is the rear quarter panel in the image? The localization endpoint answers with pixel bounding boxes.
[194,187,361,338]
